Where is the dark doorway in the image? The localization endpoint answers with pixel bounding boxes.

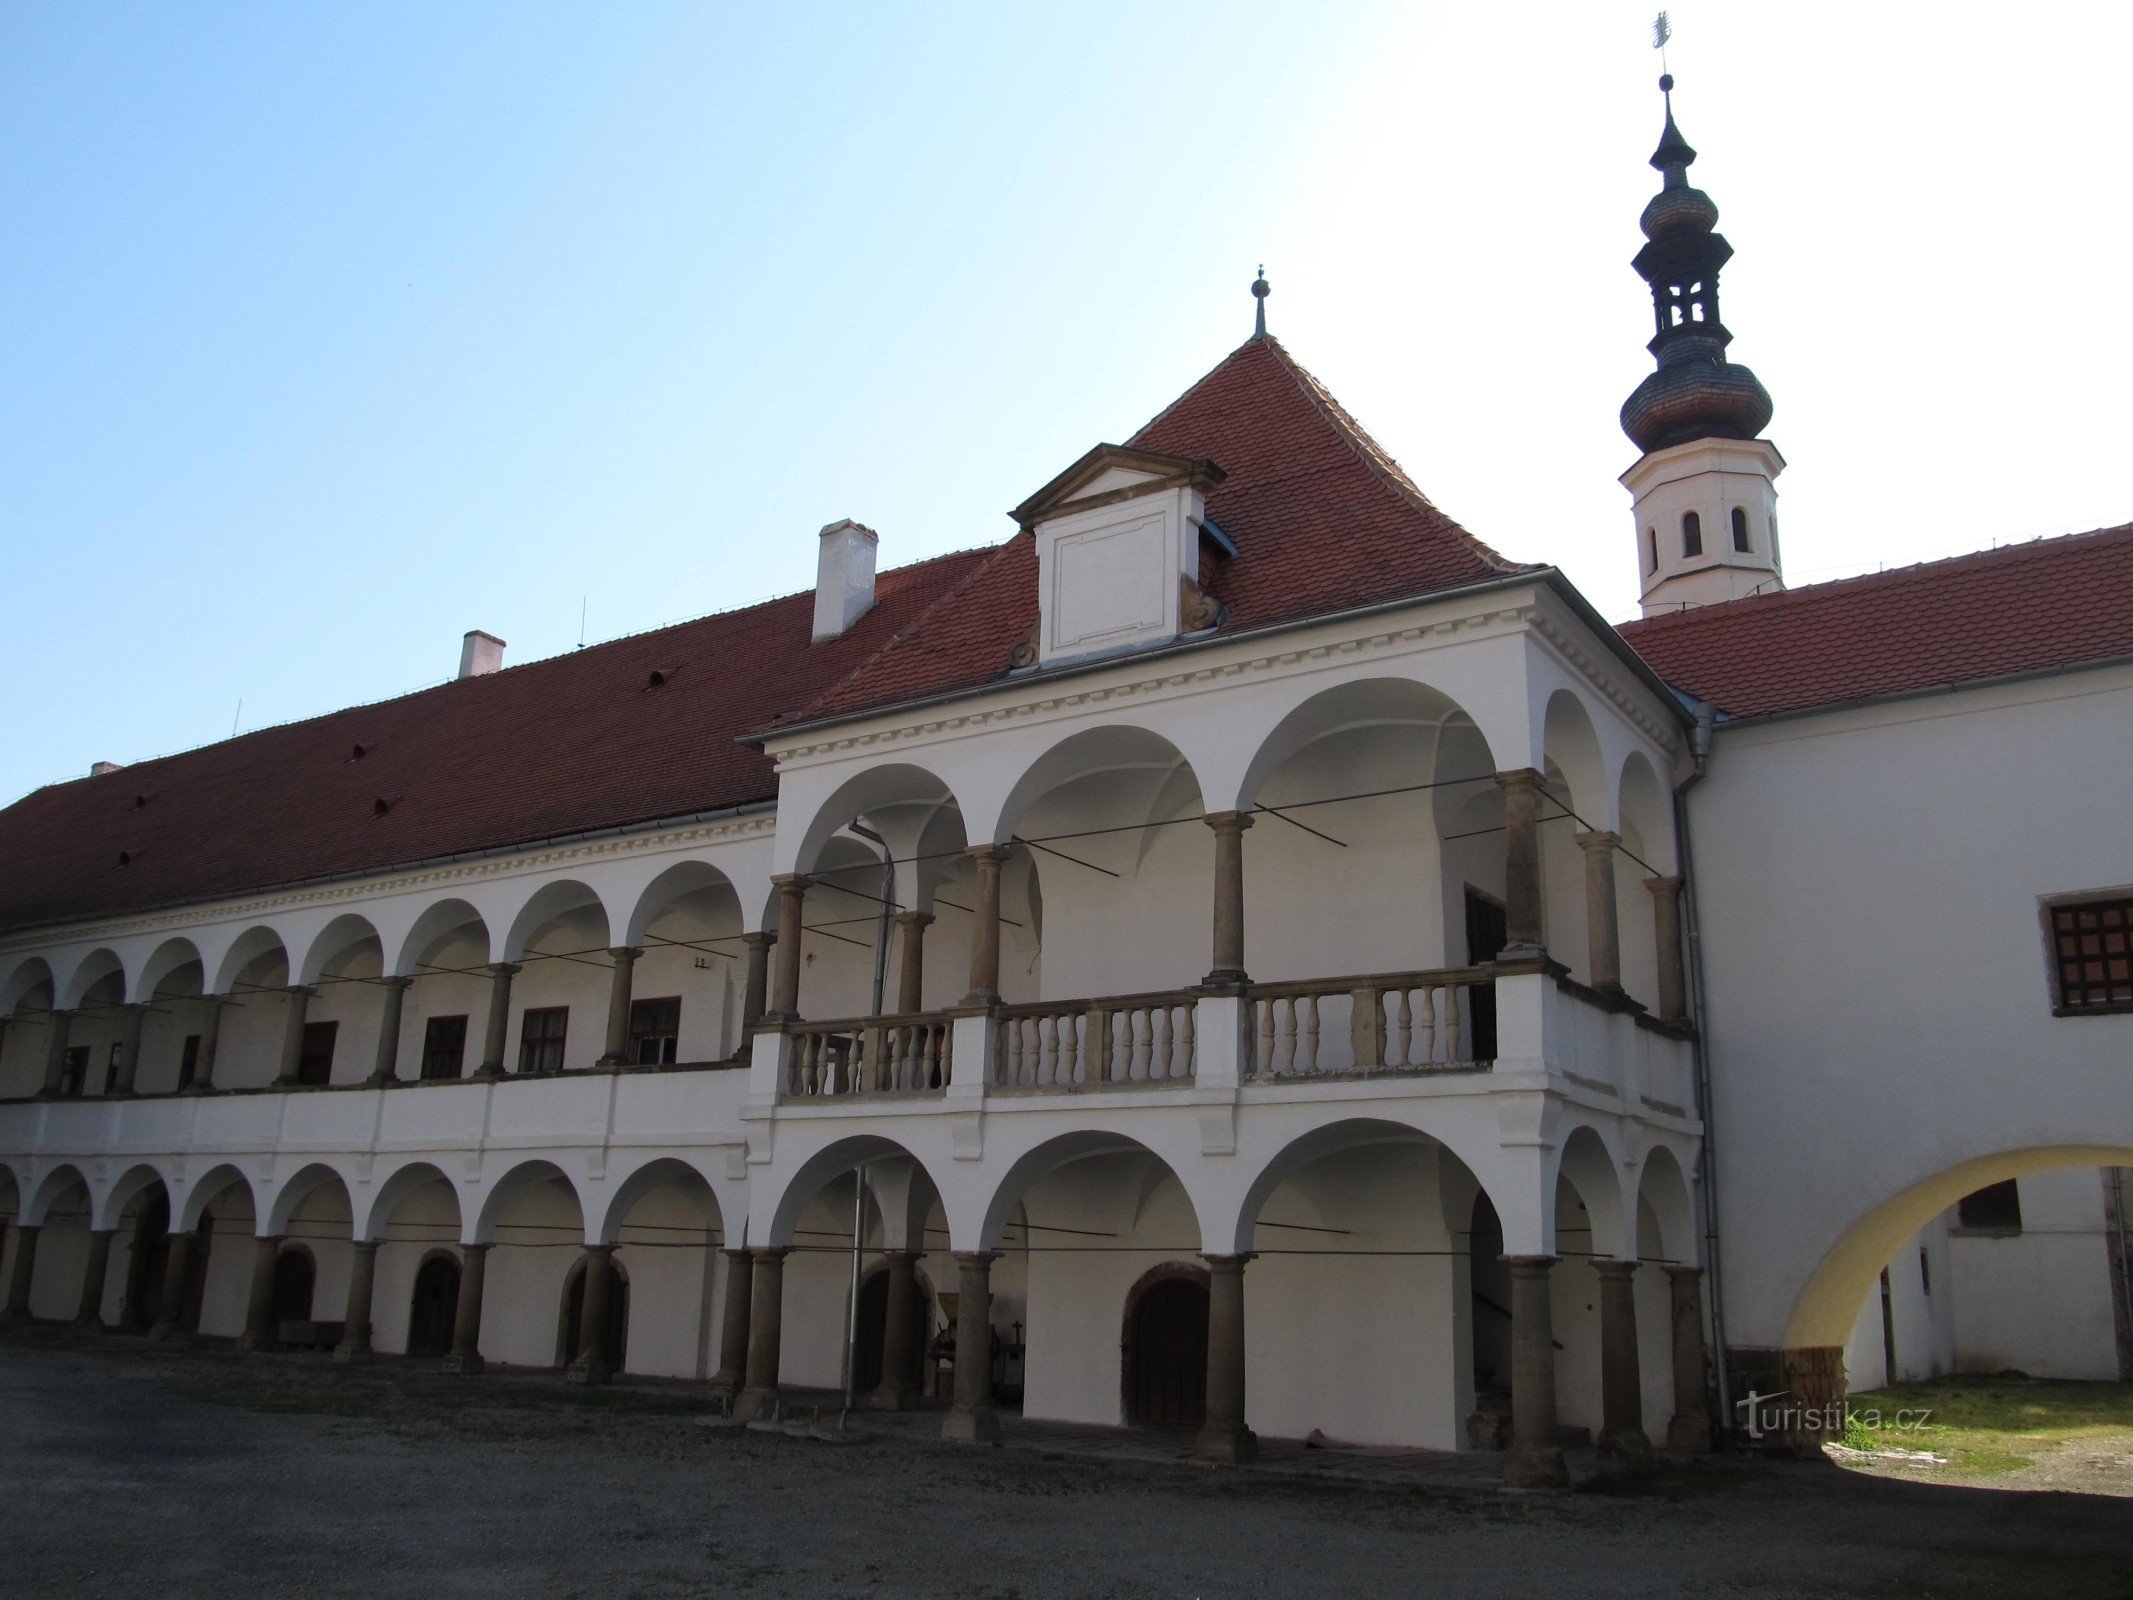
[1123,1271,1208,1428]
[853,1265,929,1395]
[1468,1193,1512,1395]
[270,1247,315,1325]
[407,1255,460,1357]
[122,1189,172,1331]
[561,1257,629,1372]
[178,1212,213,1334]
[1465,885,1508,1061]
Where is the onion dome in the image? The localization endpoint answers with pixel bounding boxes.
[1620,75,1775,453]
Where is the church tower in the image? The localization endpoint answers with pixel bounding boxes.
[1621,75,1784,615]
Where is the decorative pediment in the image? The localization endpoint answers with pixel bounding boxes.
[1011,444,1224,531]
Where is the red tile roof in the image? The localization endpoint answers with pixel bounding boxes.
[1617,524,2133,719]
[786,335,1531,725]
[0,550,989,933]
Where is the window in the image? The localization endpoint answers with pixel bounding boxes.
[2046,894,2133,1013]
[420,1015,468,1081]
[1918,1247,1931,1296]
[519,1006,568,1074]
[1731,506,1752,553]
[1644,526,1658,574]
[1956,1179,2023,1233]
[176,1033,201,1090]
[1681,511,1703,558]
[60,1045,91,1097]
[629,997,682,1066]
[296,1021,338,1087]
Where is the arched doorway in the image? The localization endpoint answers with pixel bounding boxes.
[560,1256,629,1373]
[270,1246,316,1327]
[407,1254,461,1357]
[854,1263,930,1396]
[122,1189,173,1332]
[1122,1266,1207,1428]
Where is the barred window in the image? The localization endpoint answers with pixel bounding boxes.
[2048,896,2133,1013]
[519,1006,568,1073]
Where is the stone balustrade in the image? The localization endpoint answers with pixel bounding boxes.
[993,990,1200,1090]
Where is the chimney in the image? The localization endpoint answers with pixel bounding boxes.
[90,761,125,776]
[458,630,506,679]
[812,519,879,642]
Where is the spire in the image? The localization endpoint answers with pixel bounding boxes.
[1251,266,1270,339]
[1620,73,1773,453]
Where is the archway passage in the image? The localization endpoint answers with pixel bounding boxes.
[561,1257,629,1373]
[407,1256,461,1357]
[1123,1270,1208,1429]
[271,1249,316,1327]
[121,1189,173,1332]
[855,1264,929,1396]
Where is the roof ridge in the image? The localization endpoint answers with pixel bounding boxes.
[1622,520,2133,634]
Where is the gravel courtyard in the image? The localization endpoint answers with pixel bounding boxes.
[3,1335,2128,1600]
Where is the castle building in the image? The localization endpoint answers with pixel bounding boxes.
[1,78,2127,1478]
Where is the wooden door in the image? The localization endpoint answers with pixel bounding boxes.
[1125,1276,1208,1428]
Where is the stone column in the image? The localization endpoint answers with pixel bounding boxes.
[109,1005,147,1095]
[2,1224,38,1320]
[333,1241,379,1362]
[237,1235,284,1351]
[1664,1265,1712,1450]
[893,913,933,1014]
[1596,1260,1649,1456]
[597,948,641,1067]
[1644,876,1688,1022]
[941,1251,1001,1444]
[271,986,315,1086]
[444,1243,489,1374]
[474,964,520,1078]
[1197,1254,1257,1464]
[735,1247,788,1419]
[1202,812,1254,987]
[961,848,1008,1006]
[869,1250,923,1410]
[150,1230,194,1339]
[766,877,811,1022]
[709,1247,753,1397]
[39,1010,75,1096]
[1575,831,1625,995]
[739,933,774,1040]
[566,1244,617,1384]
[1504,1255,1568,1488]
[72,1229,115,1330]
[184,997,228,1093]
[367,977,412,1086]
[1495,769,1546,956]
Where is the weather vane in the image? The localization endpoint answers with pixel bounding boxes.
[1653,11,1671,73]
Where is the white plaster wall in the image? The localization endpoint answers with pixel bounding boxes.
[612,1181,718,1378]
[1842,1215,1956,1389]
[28,1209,91,1320]
[197,1198,260,1339]
[480,1180,582,1369]
[286,1185,354,1324]
[1949,1169,2123,1379]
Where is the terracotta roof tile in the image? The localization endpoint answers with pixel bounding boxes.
[1617,524,2133,718]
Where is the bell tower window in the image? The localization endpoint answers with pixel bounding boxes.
[1731,507,1751,552]
[1682,511,1703,558]
[1644,527,1658,573]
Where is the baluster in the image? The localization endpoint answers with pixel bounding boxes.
[1040,1014,1058,1085]
[1278,997,1297,1075]
[1085,1006,1108,1084]
[938,1022,952,1087]
[1302,994,1321,1073]
[1418,985,1437,1065]
[1445,983,1463,1062]
[1255,1000,1274,1080]
[800,1034,819,1095]
[1159,1005,1177,1078]
[1060,1011,1080,1083]
[1178,1003,1196,1078]
[1130,1008,1151,1080]
[1394,988,1413,1068]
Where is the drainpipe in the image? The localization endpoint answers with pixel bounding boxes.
[1671,697,1735,1440]
[847,821,895,1017]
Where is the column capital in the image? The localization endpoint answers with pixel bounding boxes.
[284,984,317,999]
[88,1226,117,1239]
[1593,1257,1641,1282]
[1502,1253,1558,1273]
[770,871,815,891]
[485,961,522,979]
[1643,873,1684,896]
[1198,1252,1256,1270]
[882,1246,924,1264]
[351,1238,380,1256]
[964,843,1011,865]
[1494,766,1545,794]
[722,1245,754,1263]
[585,1240,618,1258]
[951,1249,1002,1267]
[1662,1262,1705,1284]
[606,946,642,963]
[747,1245,791,1264]
[1574,828,1622,856]
[459,1240,492,1258]
[379,974,416,991]
[892,909,936,930]
[740,929,775,949]
[1201,810,1255,835]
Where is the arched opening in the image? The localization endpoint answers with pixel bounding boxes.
[473,1160,585,1369]
[359,1161,462,1356]
[392,902,491,1082]
[271,1245,317,1327]
[852,1260,933,1396]
[406,1253,461,1357]
[594,1157,723,1379]
[623,862,746,1063]
[500,882,613,1075]
[559,1254,630,1373]
[1730,505,1752,553]
[1121,1264,1208,1428]
[1681,510,1703,558]
[119,1181,175,1331]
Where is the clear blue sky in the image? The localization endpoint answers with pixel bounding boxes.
[5,4,2128,806]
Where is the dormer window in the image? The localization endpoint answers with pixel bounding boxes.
[1731,507,1751,553]
[1682,511,1703,558]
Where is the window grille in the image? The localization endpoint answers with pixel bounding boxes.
[2048,896,2133,1013]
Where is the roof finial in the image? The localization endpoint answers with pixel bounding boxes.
[1251,264,1270,338]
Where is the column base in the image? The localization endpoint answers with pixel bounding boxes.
[1503,1446,1569,1490]
[178,1082,216,1096]
[1193,1425,1257,1466]
[1598,1425,1651,1460]
[147,1321,185,1343]
[1200,968,1249,990]
[865,1381,921,1412]
[1666,1414,1712,1452]
[565,1357,612,1386]
[957,990,999,1009]
[331,1338,373,1365]
[362,1074,396,1089]
[733,1385,782,1421]
[706,1370,744,1400]
[940,1406,1001,1445]
[442,1352,486,1376]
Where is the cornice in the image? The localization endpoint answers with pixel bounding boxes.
[1528,606,1684,755]
[0,810,775,959]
